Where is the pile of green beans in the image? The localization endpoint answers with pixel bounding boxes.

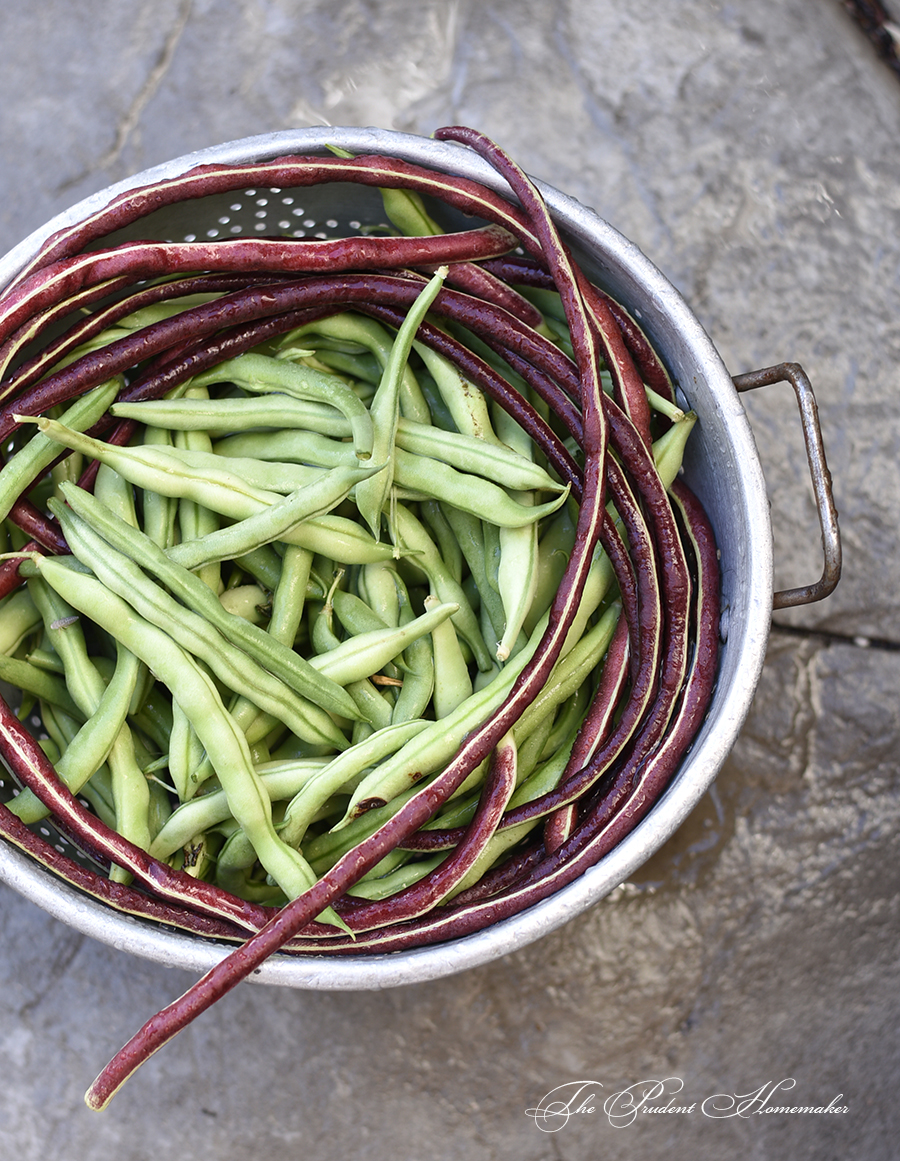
[0,127,720,1108]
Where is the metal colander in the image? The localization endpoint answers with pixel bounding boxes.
[0,127,840,988]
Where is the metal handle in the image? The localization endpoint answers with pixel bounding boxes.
[732,362,842,610]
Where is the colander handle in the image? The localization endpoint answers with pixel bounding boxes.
[732,362,842,610]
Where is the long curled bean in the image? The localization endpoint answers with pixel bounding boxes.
[0,128,725,1110]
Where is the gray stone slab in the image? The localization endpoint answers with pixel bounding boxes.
[1,0,898,1155]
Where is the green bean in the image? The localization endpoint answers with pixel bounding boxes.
[36,699,78,763]
[213,428,568,529]
[175,385,222,591]
[27,415,300,506]
[524,500,577,636]
[124,676,174,755]
[439,502,506,646]
[391,502,492,671]
[218,584,268,623]
[645,386,686,423]
[230,544,284,591]
[389,629,434,725]
[127,442,331,495]
[334,612,545,829]
[158,460,382,568]
[37,734,61,764]
[9,639,142,824]
[56,481,359,721]
[0,377,121,522]
[425,594,473,718]
[411,339,499,442]
[278,312,431,424]
[268,545,314,648]
[308,346,383,386]
[420,784,480,832]
[148,756,330,860]
[112,393,352,439]
[493,403,541,662]
[0,654,82,719]
[379,185,443,237]
[214,829,286,905]
[345,853,446,900]
[139,425,179,549]
[86,654,159,773]
[345,677,394,732]
[358,561,402,628]
[537,678,592,763]
[419,499,463,585]
[652,409,698,489]
[330,589,390,637]
[35,697,119,833]
[559,540,617,658]
[177,828,221,882]
[167,699,206,801]
[168,457,376,566]
[27,415,397,566]
[308,599,459,687]
[355,267,447,538]
[345,564,410,694]
[395,419,563,492]
[482,520,501,596]
[310,571,342,656]
[512,602,619,743]
[190,350,374,460]
[24,647,65,674]
[50,500,350,750]
[27,573,153,876]
[94,461,139,530]
[278,719,430,849]
[173,510,398,569]
[511,707,557,786]
[28,553,344,922]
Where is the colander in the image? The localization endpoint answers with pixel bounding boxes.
[0,127,840,988]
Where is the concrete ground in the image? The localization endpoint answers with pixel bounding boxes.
[1,1,898,1157]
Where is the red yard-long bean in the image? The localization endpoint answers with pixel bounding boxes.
[0,127,720,1110]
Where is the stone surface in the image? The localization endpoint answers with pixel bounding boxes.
[1,1,898,1156]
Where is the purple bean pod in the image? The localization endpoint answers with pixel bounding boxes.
[0,224,517,348]
[0,276,134,382]
[83,139,614,1107]
[6,153,539,292]
[1,272,579,443]
[543,611,631,853]
[426,261,546,329]
[1,272,292,394]
[6,497,67,553]
[481,254,677,403]
[0,800,252,943]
